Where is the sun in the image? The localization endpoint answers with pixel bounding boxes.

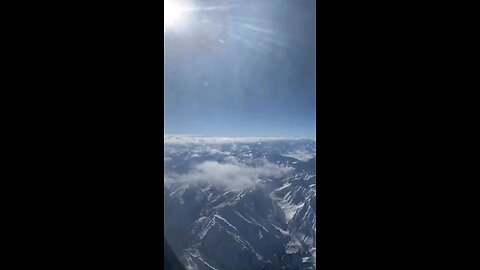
[164,0,190,32]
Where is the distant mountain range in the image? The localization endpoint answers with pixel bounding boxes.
[164,137,316,270]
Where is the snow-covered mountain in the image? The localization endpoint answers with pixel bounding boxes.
[164,137,316,270]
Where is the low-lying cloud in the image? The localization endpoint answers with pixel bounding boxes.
[282,150,316,162]
[164,135,292,145]
[165,157,294,191]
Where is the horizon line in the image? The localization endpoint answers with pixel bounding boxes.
[164,135,316,142]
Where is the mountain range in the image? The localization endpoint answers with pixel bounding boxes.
[164,137,316,270]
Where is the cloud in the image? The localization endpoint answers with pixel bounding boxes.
[281,150,316,162]
[164,135,293,145]
[165,157,294,191]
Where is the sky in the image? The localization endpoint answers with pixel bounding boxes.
[164,0,316,139]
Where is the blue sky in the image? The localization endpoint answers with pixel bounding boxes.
[164,0,316,138]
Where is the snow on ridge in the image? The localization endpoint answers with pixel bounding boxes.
[279,201,305,223]
[196,256,220,270]
[271,224,290,236]
[276,183,292,192]
[214,214,238,232]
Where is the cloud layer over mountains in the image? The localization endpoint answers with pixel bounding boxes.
[165,156,294,191]
[164,136,314,190]
[164,135,293,145]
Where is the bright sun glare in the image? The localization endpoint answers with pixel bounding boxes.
[164,0,189,32]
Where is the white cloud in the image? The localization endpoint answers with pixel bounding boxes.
[282,150,316,162]
[164,157,294,191]
[164,135,292,145]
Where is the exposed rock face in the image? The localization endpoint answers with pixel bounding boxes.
[164,138,316,270]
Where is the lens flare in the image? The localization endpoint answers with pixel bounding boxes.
[164,0,189,32]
